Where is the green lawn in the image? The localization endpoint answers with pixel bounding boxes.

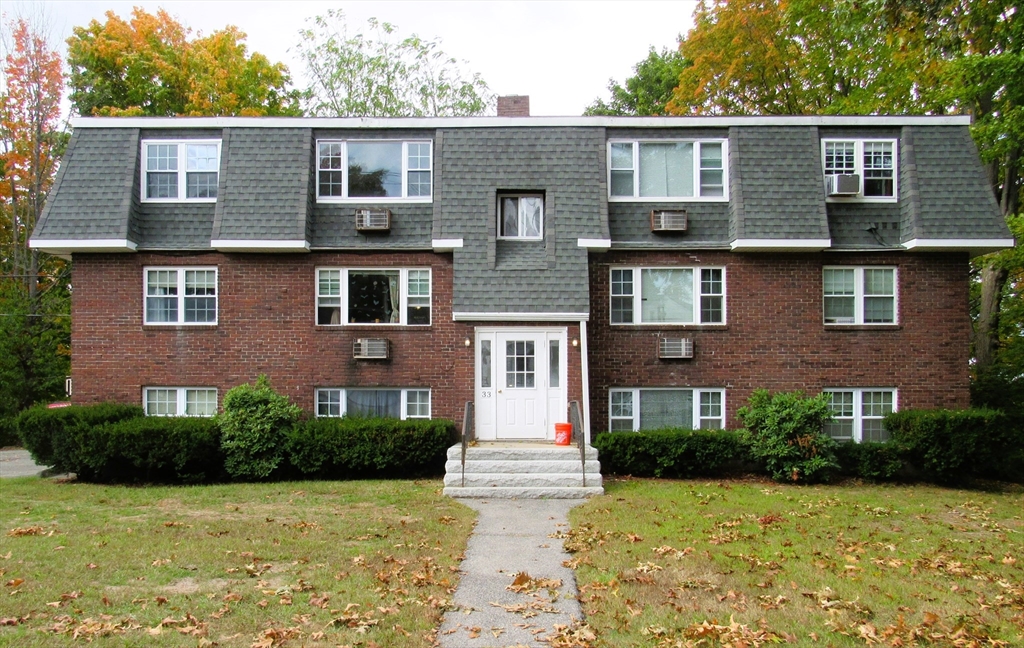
[0,478,475,647]
[566,478,1024,647]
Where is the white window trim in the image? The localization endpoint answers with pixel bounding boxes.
[823,266,898,326]
[143,266,218,326]
[496,193,545,240]
[143,387,218,417]
[610,266,727,326]
[315,388,432,419]
[607,139,729,202]
[140,139,221,203]
[315,139,433,203]
[315,267,431,327]
[609,387,726,431]
[822,138,898,202]
[823,388,897,443]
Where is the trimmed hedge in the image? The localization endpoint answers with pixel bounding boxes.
[593,428,746,478]
[886,408,1023,484]
[59,417,224,483]
[288,417,455,478]
[835,441,905,481]
[15,403,144,471]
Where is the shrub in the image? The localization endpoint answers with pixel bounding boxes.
[835,441,905,481]
[15,403,144,471]
[592,428,746,478]
[68,417,224,484]
[737,389,839,483]
[288,417,454,478]
[886,408,1023,484]
[218,376,303,481]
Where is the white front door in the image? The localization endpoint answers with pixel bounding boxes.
[475,328,566,441]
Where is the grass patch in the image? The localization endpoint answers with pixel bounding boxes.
[0,478,474,647]
[567,477,1024,647]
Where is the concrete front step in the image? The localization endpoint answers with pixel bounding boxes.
[444,459,602,474]
[446,445,598,461]
[443,485,606,499]
[443,471,603,488]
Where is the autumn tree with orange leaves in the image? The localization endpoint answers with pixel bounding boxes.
[66,7,301,117]
[0,16,70,421]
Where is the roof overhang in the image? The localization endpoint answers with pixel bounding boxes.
[211,239,310,253]
[730,238,832,252]
[902,238,1016,255]
[432,238,463,252]
[29,238,138,258]
[452,312,590,322]
[578,238,612,250]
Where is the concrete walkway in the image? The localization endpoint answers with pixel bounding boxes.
[0,449,50,478]
[439,499,587,648]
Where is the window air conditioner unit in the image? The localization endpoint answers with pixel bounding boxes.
[659,337,694,359]
[355,208,391,231]
[353,338,390,359]
[826,174,860,196]
[650,210,688,232]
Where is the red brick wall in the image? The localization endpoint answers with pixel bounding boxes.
[587,251,971,431]
[70,252,585,424]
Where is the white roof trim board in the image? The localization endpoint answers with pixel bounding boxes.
[730,238,832,251]
[211,239,311,252]
[578,238,612,249]
[903,238,1016,250]
[452,312,591,322]
[73,115,973,129]
[29,238,138,254]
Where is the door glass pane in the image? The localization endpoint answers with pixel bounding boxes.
[481,340,491,388]
[505,340,535,389]
[639,389,692,430]
[549,340,559,388]
[641,269,693,323]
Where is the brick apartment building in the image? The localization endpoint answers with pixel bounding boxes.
[30,108,1013,449]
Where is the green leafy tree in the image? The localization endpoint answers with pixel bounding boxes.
[584,46,689,116]
[295,9,492,117]
[66,7,301,116]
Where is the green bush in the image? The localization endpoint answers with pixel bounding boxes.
[287,417,454,478]
[886,408,1023,484]
[737,389,839,483]
[67,417,224,484]
[0,417,18,447]
[218,376,303,481]
[592,428,746,478]
[15,403,144,471]
[835,441,905,481]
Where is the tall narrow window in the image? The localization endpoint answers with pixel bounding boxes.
[549,340,560,388]
[480,340,491,389]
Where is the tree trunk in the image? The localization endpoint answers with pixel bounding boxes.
[973,263,1009,373]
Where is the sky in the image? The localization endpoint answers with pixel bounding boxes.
[7,0,699,117]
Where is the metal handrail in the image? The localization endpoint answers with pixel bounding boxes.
[460,401,474,487]
[569,400,585,488]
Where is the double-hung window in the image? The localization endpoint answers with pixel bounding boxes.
[316,388,430,419]
[144,387,218,416]
[611,267,725,324]
[822,139,897,199]
[609,140,727,199]
[316,268,430,326]
[610,388,725,431]
[317,140,432,200]
[823,267,896,325]
[824,389,895,442]
[142,140,220,202]
[498,194,544,239]
[145,268,218,325]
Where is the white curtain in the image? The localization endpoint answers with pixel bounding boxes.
[639,390,692,430]
[388,274,400,323]
[639,142,693,197]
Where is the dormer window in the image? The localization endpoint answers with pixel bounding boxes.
[142,140,220,202]
[608,140,727,201]
[497,194,543,239]
[317,140,432,201]
[823,139,896,199]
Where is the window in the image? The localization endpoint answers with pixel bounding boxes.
[316,268,430,326]
[609,388,725,431]
[142,140,220,202]
[498,194,543,239]
[611,267,725,325]
[609,140,726,200]
[824,389,895,442]
[316,388,430,419]
[823,139,897,198]
[317,140,431,200]
[145,268,217,325]
[144,387,217,416]
[823,267,896,325]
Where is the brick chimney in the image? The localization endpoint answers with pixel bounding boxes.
[497,95,530,117]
